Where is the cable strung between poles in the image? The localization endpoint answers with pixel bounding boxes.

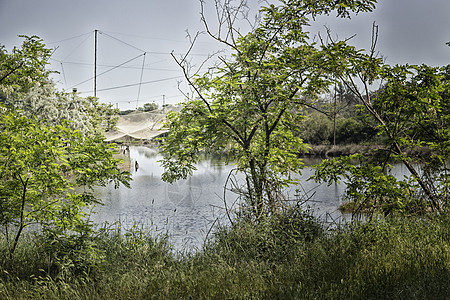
[70,53,145,89]
[136,52,147,109]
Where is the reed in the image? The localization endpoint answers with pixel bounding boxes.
[1,211,449,299]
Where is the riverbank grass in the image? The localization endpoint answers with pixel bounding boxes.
[1,211,449,299]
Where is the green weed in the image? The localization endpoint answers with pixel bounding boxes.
[0,211,449,299]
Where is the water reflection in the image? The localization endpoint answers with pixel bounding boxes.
[93,146,349,250]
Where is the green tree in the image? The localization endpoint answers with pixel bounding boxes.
[160,0,377,218]
[298,111,333,145]
[139,102,158,112]
[373,65,449,210]
[86,96,119,133]
[0,106,130,259]
[306,83,361,145]
[1,36,119,135]
[0,36,129,261]
[0,35,52,99]
[334,116,377,144]
[3,82,119,135]
[296,84,374,145]
[315,26,449,213]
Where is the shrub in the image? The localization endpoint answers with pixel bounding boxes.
[298,111,333,145]
[335,117,377,144]
[206,206,323,263]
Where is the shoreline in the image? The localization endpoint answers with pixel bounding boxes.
[300,144,431,158]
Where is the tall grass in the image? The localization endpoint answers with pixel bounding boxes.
[1,210,449,299]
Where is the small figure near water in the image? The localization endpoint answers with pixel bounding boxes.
[122,144,130,154]
[135,160,139,172]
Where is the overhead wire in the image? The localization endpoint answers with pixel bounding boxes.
[112,93,181,103]
[70,53,145,88]
[136,52,147,109]
[100,31,146,53]
[59,32,92,62]
[48,29,199,104]
[48,61,178,72]
[79,76,182,94]
[102,30,189,43]
[100,31,212,56]
[60,62,68,90]
[47,31,92,45]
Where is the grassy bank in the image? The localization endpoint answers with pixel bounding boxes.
[1,211,449,299]
[303,144,432,158]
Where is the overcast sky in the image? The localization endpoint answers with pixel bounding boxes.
[1,0,449,110]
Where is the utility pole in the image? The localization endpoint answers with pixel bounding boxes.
[94,29,98,98]
[333,82,337,147]
[162,94,166,113]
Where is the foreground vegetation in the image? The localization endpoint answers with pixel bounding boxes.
[0,209,448,299]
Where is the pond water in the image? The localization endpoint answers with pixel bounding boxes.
[91,146,409,250]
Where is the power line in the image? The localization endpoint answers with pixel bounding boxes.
[136,52,147,108]
[100,31,146,53]
[112,94,182,103]
[60,33,92,62]
[99,31,213,56]
[47,31,92,45]
[79,76,182,93]
[60,62,68,90]
[46,30,210,102]
[102,30,190,44]
[70,53,145,88]
[50,60,178,72]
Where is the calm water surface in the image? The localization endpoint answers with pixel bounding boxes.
[92,146,409,250]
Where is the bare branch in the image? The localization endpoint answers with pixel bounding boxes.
[175,80,191,100]
[171,52,248,147]
[171,51,211,110]
[370,22,379,58]
[180,30,202,66]
[201,0,240,51]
